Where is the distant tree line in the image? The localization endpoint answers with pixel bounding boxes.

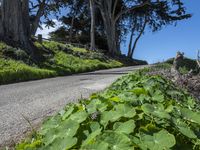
[0,0,191,60]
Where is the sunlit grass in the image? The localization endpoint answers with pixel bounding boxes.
[0,41,123,84]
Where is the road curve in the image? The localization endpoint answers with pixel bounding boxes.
[0,65,146,147]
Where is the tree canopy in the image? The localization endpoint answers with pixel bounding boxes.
[0,0,191,59]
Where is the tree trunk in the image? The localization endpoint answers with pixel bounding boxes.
[0,0,2,36]
[69,16,75,43]
[129,18,147,58]
[22,0,31,37]
[97,0,118,55]
[0,0,34,55]
[96,0,149,55]
[31,1,45,35]
[127,29,134,58]
[89,0,96,50]
[100,10,117,55]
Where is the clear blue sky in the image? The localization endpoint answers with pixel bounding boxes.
[38,1,200,64]
[121,0,200,64]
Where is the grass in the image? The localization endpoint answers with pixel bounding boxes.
[0,41,123,84]
[0,58,56,84]
[16,68,200,150]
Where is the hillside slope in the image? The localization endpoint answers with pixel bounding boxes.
[1,41,145,85]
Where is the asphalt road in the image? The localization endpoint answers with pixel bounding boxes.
[0,66,145,147]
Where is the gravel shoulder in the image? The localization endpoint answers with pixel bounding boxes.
[0,66,145,148]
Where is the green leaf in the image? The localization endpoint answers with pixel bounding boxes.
[41,115,61,135]
[69,110,88,123]
[42,119,79,145]
[43,137,77,150]
[118,92,138,103]
[110,96,121,102]
[130,87,147,96]
[86,99,102,114]
[152,90,164,102]
[99,131,133,150]
[172,118,197,139]
[114,120,135,134]
[137,130,176,150]
[100,110,122,128]
[81,128,102,147]
[180,107,200,125]
[114,104,136,118]
[81,141,109,150]
[61,106,74,121]
[90,122,101,132]
[141,103,171,119]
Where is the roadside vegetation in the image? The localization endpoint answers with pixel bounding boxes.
[0,41,124,84]
[16,67,200,150]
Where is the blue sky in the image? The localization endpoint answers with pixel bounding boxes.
[121,0,200,64]
[37,0,200,64]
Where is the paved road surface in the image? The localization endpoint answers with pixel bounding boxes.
[0,66,145,147]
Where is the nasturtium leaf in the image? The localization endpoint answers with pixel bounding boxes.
[136,130,176,150]
[114,120,135,134]
[130,87,147,96]
[100,104,135,127]
[61,106,74,120]
[90,122,101,132]
[99,131,133,150]
[110,96,121,102]
[180,108,200,125]
[42,119,79,146]
[41,115,62,135]
[100,110,121,128]
[141,103,171,119]
[118,92,138,103]
[43,137,77,150]
[97,102,108,112]
[81,128,102,147]
[86,99,102,114]
[178,126,197,139]
[165,105,174,113]
[69,110,88,123]
[114,104,136,118]
[138,94,150,104]
[81,141,109,150]
[172,118,197,139]
[152,90,164,102]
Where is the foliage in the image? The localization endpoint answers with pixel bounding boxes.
[165,57,199,74]
[16,70,200,150]
[0,41,122,84]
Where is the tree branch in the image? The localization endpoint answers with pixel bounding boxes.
[112,0,118,17]
[114,1,151,23]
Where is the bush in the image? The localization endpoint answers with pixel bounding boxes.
[166,57,198,70]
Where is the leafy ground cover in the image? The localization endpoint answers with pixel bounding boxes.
[16,69,200,150]
[0,41,123,84]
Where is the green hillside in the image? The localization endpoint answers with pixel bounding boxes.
[0,41,146,85]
